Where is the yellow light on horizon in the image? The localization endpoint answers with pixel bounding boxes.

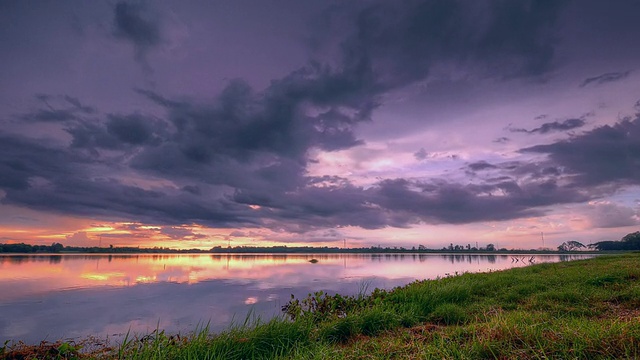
[36,234,67,239]
[85,226,115,232]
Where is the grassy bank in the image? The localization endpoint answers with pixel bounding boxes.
[3,253,640,359]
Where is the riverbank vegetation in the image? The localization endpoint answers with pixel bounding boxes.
[3,253,640,359]
[3,231,640,254]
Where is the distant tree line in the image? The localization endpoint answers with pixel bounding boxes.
[0,243,525,254]
[440,243,499,252]
[589,231,640,251]
[2,231,638,254]
[0,243,209,254]
[0,242,64,253]
[209,244,506,253]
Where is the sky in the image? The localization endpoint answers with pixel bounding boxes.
[1,0,640,250]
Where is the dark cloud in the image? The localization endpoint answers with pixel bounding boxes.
[467,161,497,172]
[414,148,428,160]
[160,226,207,240]
[580,70,631,88]
[112,1,162,71]
[19,94,96,123]
[230,168,595,230]
[14,95,590,232]
[65,112,167,151]
[2,0,631,237]
[316,0,565,94]
[372,177,588,224]
[181,185,200,195]
[509,118,585,134]
[495,161,563,181]
[522,115,640,186]
[129,66,376,200]
[62,96,97,114]
[0,134,76,191]
[106,113,162,145]
[3,168,259,228]
[1,58,376,230]
[67,121,121,150]
[0,117,606,233]
[21,108,77,123]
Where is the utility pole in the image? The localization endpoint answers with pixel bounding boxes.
[541,232,545,249]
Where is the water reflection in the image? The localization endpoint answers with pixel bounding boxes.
[0,253,594,344]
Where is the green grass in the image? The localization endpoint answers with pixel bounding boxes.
[3,253,640,359]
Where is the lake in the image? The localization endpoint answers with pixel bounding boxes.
[0,253,595,344]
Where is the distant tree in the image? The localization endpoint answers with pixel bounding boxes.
[592,231,640,251]
[486,243,496,251]
[621,231,640,250]
[591,241,621,251]
[558,241,585,252]
[50,242,64,253]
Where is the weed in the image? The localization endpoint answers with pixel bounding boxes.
[429,303,469,325]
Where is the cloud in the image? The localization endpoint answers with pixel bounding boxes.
[65,231,92,246]
[2,82,603,234]
[315,0,565,93]
[106,113,163,145]
[414,148,428,161]
[0,134,76,191]
[509,118,586,134]
[231,168,594,230]
[160,226,207,240]
[375,177,589,224]
[587,202,640,228]
[19,94,96,123]
[522,115,640,186]
[0,0,612,237]
[65,112,167,151]
[412,149,459,161]
[112,1,162,72]
[467,161,497,172]
[580,70,631,87]
[0,112,608,234]
[128,68,376,202]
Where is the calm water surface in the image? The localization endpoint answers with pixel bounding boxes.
[0,253,595,344]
